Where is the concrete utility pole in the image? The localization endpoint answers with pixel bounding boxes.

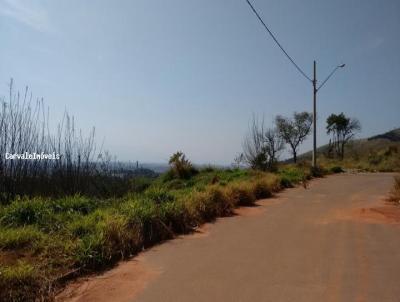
[312,61,317,168]
[312,62,345,168]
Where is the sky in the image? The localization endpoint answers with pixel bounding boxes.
[0,0,399,165]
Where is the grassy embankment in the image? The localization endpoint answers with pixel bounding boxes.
[301,139,400,172]
[388,176,400,205]
[0,164,335,301]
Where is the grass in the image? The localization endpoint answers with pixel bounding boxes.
[0,261,42,302]
[0,164,330,301]
[310,143,400,173]
[0,226,45,250]
[388,176,400,205]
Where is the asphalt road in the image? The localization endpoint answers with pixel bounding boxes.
[58,173,400,302]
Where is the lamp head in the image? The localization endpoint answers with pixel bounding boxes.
[339,64,346,68]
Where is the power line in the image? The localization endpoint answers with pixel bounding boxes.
[245,0,312,83]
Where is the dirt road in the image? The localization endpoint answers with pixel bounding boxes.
[58,173,400,302]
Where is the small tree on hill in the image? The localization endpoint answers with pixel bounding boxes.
[275,112,312,163]
[326,113,361,159]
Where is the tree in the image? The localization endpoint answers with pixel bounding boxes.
[326,113,361,159]
[242,116,284,171]
[275,112,312,163]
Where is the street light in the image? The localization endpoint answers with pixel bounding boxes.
[312,62,345,168]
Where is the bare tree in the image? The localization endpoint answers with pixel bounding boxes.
[264,127,285,170]
[326,113,361,159]
[243,116,284,171]
[275,112,312,163]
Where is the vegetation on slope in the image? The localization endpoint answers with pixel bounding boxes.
[0,162,330,301]
[388,176,400,205]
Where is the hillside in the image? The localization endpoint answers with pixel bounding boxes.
[368,128,400,142]
[296,128,400,171]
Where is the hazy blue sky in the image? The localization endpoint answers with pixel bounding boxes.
[1,0,399,164]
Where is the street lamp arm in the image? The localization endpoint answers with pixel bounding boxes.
[317,64,345,92]
[317,65,342,91]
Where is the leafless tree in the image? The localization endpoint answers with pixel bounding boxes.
[243,116,284,171]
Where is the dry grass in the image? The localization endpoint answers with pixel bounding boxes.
[388,176,400,205]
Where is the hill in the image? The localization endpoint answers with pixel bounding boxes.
[295,128,400,171]
[368,128,400,142]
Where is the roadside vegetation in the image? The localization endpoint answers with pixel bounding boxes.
[0,157,332,301]
[388,176,400,205]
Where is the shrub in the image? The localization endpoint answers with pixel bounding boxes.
[185,186,232,223]
[251,180,273,199]
[168,151,198,180]
[279,166,306,184]
[224,182,256,206]
[330,166,344,173]
[158,201,189,233]
[120,198,171,246]
[279,176,293,188]
[73,211,141,269]
[310,166,326,178]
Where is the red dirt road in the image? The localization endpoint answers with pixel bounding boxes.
[57,173,400,302]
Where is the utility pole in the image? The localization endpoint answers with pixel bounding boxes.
[312,61,317,168]
[244,0,345,169]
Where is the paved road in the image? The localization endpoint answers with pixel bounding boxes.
[59,173,400,302]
